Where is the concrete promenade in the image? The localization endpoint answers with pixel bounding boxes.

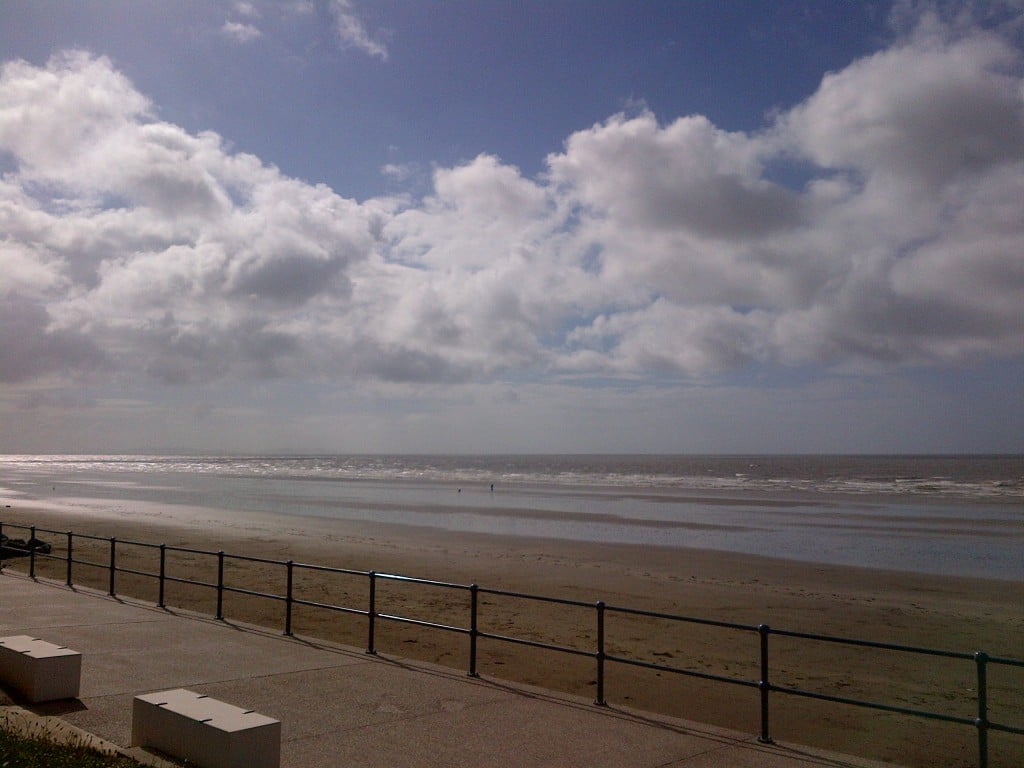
[0,572,901,768]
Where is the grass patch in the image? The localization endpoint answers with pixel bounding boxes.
[0,722,148,768]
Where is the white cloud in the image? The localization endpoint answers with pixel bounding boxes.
[329,0,388,61]
[538,19,1024,374]
[781,23,1024,189]
[221,21,263,44]
[0,51,382,385]
[381,162,417,183]
[233,2,260,18]
[285,1,315,16]
[549,112,798,239]
[1,10,1022,402]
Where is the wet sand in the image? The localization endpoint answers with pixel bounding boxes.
[1,501,1022,768]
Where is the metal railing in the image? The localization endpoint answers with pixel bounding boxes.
[2,521,1021,767]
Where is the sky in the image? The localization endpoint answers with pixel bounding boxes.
[0,1,1022,455]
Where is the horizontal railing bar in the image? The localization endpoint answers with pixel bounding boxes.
[477,630,595,658]
[161,575,217,590]
[605,603,759,632]
[292,562,368,577]
[221,584,286,602]
[107,538,161,549]
[477,586,593,609]
[771,684,976,725]
[769,627,975,660]
[66,532,110,543]
[3,524,71,541]
[605,653,759,688]
[377,613,469,635]
[26,552,61,563]
[222,553,288,566]
[989,721,1024,737]
[291,597,367,616]
[115,566,158,579]
[292,597,367,616]
[988,654,1024,668]
[163,544,222,557]
[375,572,470,591]
[66,558,108,570]
[0,524,47,536]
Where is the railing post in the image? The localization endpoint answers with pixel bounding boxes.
[108,537,116,595]
[216,551,225,620]
[976,651,989,768]
[158,545,166,608]
[285,561,294,636]
[468,583,479,677]
[29,526,36,578]
[366,571,377,655]
[65,531,73,586]
[758,624,772,744]
[595,601,606,706]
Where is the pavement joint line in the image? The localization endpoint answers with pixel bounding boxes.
[654,738,875,768]
[285,702,490,740]
[76,664,370,698]
[9,618,181,633]
[174,662,395,690]
[659,740,746,767]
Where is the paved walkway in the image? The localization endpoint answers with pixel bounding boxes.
[0,573,900,768]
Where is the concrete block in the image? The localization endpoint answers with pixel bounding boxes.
[0,634,82,702]
[132,688,280,768]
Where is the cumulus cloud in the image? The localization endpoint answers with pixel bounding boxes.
[0,51,383,386]
[782,21,1024,189]
[1,11,1022,398]
[549,113,800,239]
[542,17,1024,374]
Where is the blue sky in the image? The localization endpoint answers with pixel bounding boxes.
[1,1,1022,454]
[3,2,884,198]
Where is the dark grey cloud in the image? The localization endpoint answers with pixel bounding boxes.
[352,342,473,384]
[227,250,352,305]
[0,296,106,383]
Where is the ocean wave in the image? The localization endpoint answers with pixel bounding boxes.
[1,454,1021,502]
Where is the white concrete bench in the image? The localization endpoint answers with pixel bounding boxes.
[132,688,281,768]
[0,635,82,702]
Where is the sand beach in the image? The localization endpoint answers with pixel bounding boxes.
[2,495,1022,768]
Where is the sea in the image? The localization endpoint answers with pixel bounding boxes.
[0,454,1021,580]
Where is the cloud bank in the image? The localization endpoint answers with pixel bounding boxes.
[1,18,1022,400]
